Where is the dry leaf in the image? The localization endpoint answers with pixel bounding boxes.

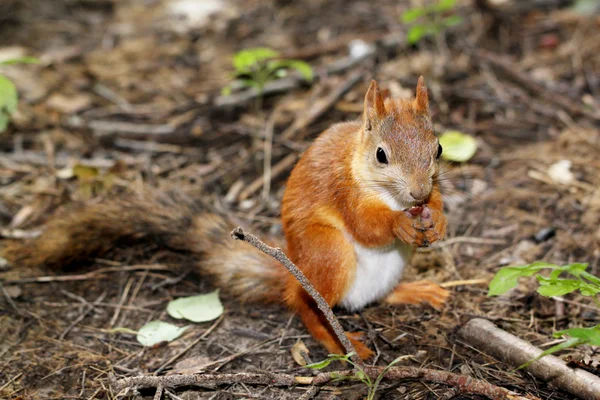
[291,340,310,366]
[167,355,212,375]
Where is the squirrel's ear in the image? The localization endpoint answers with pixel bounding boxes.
[414,76,429,114]
[364,80,386,130]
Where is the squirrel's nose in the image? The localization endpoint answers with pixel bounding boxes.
[409,189,428,202]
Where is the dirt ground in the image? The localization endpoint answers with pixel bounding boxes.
[0,0,599,399]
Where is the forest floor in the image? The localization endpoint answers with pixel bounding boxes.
[0,0,599,399]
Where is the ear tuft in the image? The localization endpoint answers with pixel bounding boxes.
[414,75,429,114]
[364,80,386,130]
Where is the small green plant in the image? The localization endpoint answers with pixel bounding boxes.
[306,352,408,400]
[489,261,600,368]
[222,47,313,99]
[401,0,462,44]
[0,56,38,133]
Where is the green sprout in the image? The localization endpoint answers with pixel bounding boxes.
[489,261,600,368]
[222,47,313,105]
[0,56,38,133]
[401,0,462,44]
[306,352,408,400]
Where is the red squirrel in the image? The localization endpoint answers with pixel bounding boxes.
[1,77,448,359]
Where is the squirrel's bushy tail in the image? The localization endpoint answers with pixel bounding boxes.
[0,192,287,304]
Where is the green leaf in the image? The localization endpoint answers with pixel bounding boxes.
[518,337,583,369]
[0,114,8,132]
[0,75,18,114]
[536,277,585,297]
[136,321,189,347]
[305,352,354,370]
[330,372,360,382]
[407,25,427,44]
[369,355,409,399]
[269,59,313,82]
[305,358,334,370]
[0,57,39,65]
[535,274,600,297]
[0,75,17,133]
[560,263,588,276]
[401,8,426,23]
[436,0,457,11]
[73,164,100,180]
[439,130,477,162]
[284,60,313,82]
[554,325,600,346]
[443,15,462,27]
[581,271,600,286]
[167,290,224,323]
[354,369,370,385]
[233,48,279,73]
[221,85,232,96]
[488,262,557,296]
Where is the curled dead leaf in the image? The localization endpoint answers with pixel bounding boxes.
[291,340,310,366]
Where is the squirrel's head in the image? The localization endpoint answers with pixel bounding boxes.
[353,77,441,210]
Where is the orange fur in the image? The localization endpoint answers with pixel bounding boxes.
[385,280,449,310]
[281,77,447,357]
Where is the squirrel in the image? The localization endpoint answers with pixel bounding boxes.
[1,77,448,359]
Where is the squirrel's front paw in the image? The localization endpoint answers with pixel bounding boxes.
[420,205,447,245]
[393,214,425,246]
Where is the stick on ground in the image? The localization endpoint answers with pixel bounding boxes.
[458,318,600,400]
[111,367,538,400]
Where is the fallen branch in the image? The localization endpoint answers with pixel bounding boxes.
[230,227,358,360]
[458,318,600,400]
[111,367,538,400]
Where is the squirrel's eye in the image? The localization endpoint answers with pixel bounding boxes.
[376,147,388,164]
[436,143,443,159]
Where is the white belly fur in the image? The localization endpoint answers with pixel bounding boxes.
[340,240,412,311]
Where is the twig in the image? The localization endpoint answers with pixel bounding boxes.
[431,236,506,248]
[164,390,185,400]
[69,117,176,137]
[261,105,283,200]
[111,367,537,400]
[153,383,164,400]
[4,264,171,284]
[230,227,358,360]
[109,276,134,328]
[0,372,22,392]
[458,318,600,400]
[298,386,319,400]
[440,279,488,288]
